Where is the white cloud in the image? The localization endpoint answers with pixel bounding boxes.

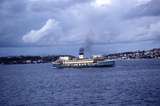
[21,0,160,47]
[22,19,58,43]
[92,0,112,7]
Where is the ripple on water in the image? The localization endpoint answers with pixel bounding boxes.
[0,60,160,106]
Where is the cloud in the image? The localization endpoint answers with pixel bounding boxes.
[0,0,160,53]
[28,0,92,13]
[21,0,160,46]
[22,19,58,43]
[136,0,152,5]
[127,0,160,18]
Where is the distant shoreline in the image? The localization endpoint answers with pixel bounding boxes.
[1,59,160,66]
[0,48,160,65]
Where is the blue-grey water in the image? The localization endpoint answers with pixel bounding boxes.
[0,59,160,106]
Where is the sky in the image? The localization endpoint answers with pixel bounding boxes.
[0,0,160,56]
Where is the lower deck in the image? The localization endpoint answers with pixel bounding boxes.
[52,60,115,68]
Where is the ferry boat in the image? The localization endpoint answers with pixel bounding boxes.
[52,48,115,68]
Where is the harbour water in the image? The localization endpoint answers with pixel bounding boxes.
[0,59,160,106]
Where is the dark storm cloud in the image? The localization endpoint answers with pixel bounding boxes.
[0,0,92,46]
[29,0,92,13]
[0,0,160,51]
[0,0,27,46]
[0,0,27,16]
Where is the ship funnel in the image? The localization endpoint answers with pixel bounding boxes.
[79,48,84,59]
